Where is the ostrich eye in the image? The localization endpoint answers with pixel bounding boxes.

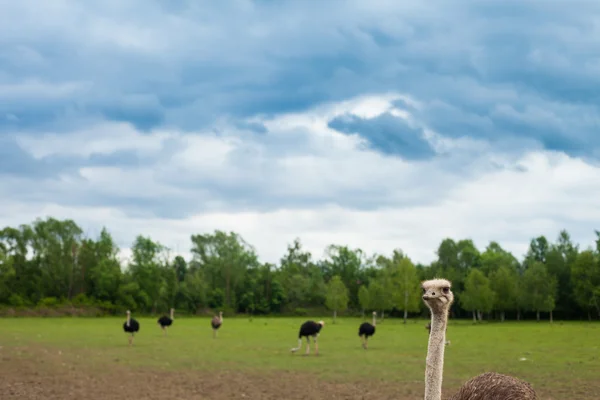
[442,287,449,294]
[422,287,426,294]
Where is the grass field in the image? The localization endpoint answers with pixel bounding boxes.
[1,316,599,399]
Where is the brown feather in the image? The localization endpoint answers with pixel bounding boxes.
[448,372,536,400]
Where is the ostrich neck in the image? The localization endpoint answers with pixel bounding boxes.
[372,315,376,326]
[170,310,174,319]
[424,309,448,400]
[126,315,130,326]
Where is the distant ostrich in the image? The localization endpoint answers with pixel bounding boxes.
[157,308,174,336]
[123,310,140,346]
[290,320,324,356]
[421,278,536,399]
[211,311,223,339]
[358,311,377,349]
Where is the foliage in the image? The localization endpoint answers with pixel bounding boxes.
[459,269,495,321]
[358,285,370,315]
[571,250,600,317]
[521,262,558,320]
[489,265,518,321]
[325,275,349,322]
[0,217,599,321]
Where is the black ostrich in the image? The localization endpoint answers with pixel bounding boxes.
[290,320,325,356]
[358,311,377,349]
[157,308,174,336]
[211,311,223,339]
[123,310,140,346]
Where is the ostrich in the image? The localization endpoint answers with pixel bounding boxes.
[211,311,223,339]
[421,278,536,399]
[123,310,140,346]
[358,311,377,349]
[290,320,324,356]
[157,308,174,336]
[426,322,450,346]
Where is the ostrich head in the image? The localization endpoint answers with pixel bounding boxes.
[126,310,131,315]
[318,320,325,326]
[372,311,377,316]
[421,278,454,314]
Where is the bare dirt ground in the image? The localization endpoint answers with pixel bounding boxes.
[0,345,592,399]
[0,345,423,400]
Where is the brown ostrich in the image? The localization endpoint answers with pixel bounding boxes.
[421,278,536,399]
[211,311,223,339]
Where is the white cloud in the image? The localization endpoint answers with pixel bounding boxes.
[16,121,170,159]
[0,79,90,100]
[3,93,600,266]
[3,145,599,266]
[174,134,240,171]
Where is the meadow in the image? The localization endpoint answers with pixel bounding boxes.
[1,316,599,399]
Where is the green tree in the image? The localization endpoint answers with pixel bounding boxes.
[30,218,83,301]
[375,250,405,320]
[358,285,370,317]
[279,238,315,309]
[191,230,258,311]
[321,245,365,309]
[460,269,495,322]
[179,267,207,313]
[545,230,579,318]
[128,235,166,313]
[0,244,15,304]
[480,241,519,276]
[367,280,386,316]
[392,257,421,323]
[325,275,349,323]
[434,238,481,317]
[525,236,550,265]
[86,229,121,303]
[490,265,518,321]
[571,250,600,319]
[173,255,188,282]
[521,262,558,322]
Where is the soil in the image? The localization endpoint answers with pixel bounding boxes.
[0,345,423,400]
[0,345,591,399]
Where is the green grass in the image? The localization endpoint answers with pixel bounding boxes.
[1,316,599,394]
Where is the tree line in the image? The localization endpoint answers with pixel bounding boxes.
[1,217,599,322]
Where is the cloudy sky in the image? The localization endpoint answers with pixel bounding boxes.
[2,0,600,265]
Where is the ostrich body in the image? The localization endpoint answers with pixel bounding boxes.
[123,310,140,346]
[358,311,377,349]
[157,308,174,336]
[211,311,223,338]
[290,320,324,356]
[421,278,536,400]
